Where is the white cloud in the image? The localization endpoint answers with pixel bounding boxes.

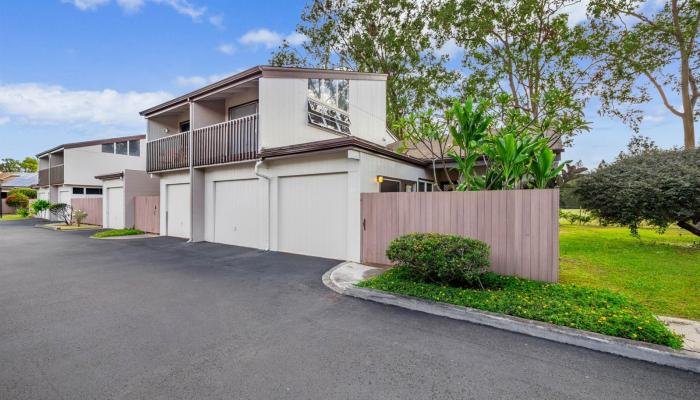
[0,116,10,125]
[63,0,210,22]
[217,43,236,55]
[115,0,144,12]
[239,28,283,49]
[0,83,171,127]
[61,0,109,11]
[435,38,462,58]
[239,28,307,49]
[209,14,224,29]
[558,0,590,27]
[285,32,307,46]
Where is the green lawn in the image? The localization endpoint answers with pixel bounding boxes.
[0,214,27,221]
[92,229,145,238]
[560,224,700,320]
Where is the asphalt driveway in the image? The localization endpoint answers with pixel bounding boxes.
[1,219,698,399]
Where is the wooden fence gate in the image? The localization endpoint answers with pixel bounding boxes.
[361,190,560,282]
[134,196,160,234]
[71,198,103,226]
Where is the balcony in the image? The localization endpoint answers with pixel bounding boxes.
[38,168,49,186]
[49,165,64,185]
[147,115,258,173]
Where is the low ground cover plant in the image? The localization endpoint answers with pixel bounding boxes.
[16,208,30,218]
[92,229,145,238]
[358,267,683,348]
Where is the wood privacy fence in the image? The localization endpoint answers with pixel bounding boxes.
[361,190,560,282]
[71,198,103,226]
[134,196,160,234]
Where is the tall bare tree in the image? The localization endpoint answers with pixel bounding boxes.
[588,0,700,148]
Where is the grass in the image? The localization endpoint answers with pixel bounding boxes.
[45,223,102,231]
[0,214,27,221]
[560,223,700,321]
[92,229,145,238]
[358,267,683,348]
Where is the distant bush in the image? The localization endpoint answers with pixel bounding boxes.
[8,187,36,199]
[49,203,71,225]
[560,210,593,225]
[31,199,51,215]
[72,209,88,226]
[386,233,491,286]
[6,193,29,208]
[16,208,30,218]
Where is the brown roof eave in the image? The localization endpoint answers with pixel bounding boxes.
[95,172,124,181]
[259,137,427,167]
[36,134,145,158]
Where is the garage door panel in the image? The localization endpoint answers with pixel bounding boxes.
[166,183,190,239]
[214,179,260,248]
[106,187,124,229]
[278,173,347,260]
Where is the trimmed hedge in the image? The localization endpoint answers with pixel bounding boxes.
[386,233,490,285]
[8,187,37,199]
[6,193,29,208]
[359,268,683,348]
[92,229,145,238]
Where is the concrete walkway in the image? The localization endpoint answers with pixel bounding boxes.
[660,316,700,353]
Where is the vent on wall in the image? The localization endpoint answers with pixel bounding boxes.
[307,98,351,135]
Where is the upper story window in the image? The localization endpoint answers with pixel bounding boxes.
[101,140,141,157]
[179,120,190,133]
[307,79,351,135]
[229,102,258,120]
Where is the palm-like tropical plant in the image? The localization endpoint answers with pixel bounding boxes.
[448,98,492,190]
[529,147,571,188]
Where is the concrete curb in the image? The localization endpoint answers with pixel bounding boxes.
[323,262,700,374]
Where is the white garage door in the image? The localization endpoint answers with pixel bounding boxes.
[213,179,260,248]
[106,187,124,229]
[166,183,190,239]
[278,173,347,260]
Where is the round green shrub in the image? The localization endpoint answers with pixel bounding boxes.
[9,187,37,199]
[6,192,29,208]
[386,233,491,285]
[31,199,51,214]
[17,208,30,218]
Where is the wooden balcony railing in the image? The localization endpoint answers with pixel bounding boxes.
[49,165,64,185]
[146,131,189,173]
[192,115,258,167]
[38,168,49,186]
[146,115,259,172]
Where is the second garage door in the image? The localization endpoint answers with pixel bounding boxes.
[278,173,348,260]
[213,179,260,248]
[166,183,190,239]
[106,187,124,229]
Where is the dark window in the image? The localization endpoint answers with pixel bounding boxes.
[128,140,140,156]
[228,102,258,120]
[1,192,7,199]
[418,180,434,192]
[115,141,128,155]
[102,143,114,153]
[380,180,401,193]
[72,187,84,195]
[86,188,102,195]
[179,120,190,132]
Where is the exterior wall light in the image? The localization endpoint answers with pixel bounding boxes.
[375,175,384,183]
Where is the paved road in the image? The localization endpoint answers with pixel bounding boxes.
[1,219,698,399]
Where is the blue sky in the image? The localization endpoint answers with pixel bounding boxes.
[0,0,689,168]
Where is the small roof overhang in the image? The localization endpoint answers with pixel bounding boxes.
[94,172,124,181]
[37,134,145,158]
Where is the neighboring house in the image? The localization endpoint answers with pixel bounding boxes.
[0,172,38,216]
[96,169,159,230]
[141,65,434,261]
[36,135,147,220]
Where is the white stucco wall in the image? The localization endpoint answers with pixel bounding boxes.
[62,140,147,187]
[258,77,393,150]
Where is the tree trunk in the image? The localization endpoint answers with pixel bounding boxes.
[682,110,696,149]
[677,219,700,237]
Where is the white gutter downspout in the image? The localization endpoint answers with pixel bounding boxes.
[254,160,271,251]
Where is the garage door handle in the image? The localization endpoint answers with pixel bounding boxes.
[362,218,366,231]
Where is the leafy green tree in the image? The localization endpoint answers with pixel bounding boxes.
[0,158,22,172]
[587,0,700,148]
[576,147,700,236]
[20,157,38,172]
[434,0,594,145]
[269,0,459,135]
